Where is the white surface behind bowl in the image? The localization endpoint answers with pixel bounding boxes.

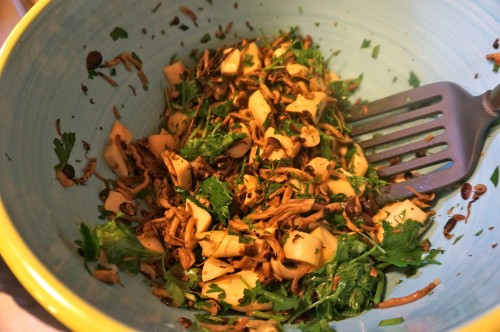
[0,0,499,331]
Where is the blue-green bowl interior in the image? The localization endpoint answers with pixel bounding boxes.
[0,0,499,331]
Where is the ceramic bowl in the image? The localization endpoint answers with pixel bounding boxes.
[0,0,499,331]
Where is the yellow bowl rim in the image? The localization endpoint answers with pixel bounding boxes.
[0,1,498,331]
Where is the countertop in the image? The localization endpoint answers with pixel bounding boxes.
[0,0,66,330]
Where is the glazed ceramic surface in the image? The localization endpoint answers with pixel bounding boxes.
[0,1,499,331]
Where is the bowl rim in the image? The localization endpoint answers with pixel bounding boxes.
[0,1,499,331]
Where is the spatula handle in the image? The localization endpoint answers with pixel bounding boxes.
[486,84,500,114]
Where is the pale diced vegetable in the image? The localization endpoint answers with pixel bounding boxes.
[227,123,252,158]
[285,92,327,124]
[283,230,322,267]
[201,270,272,312]
[108,120,134,145]
[201,257,235,282]
[163,60,186,88]
[241,42,262,75]
[220,48,241,75]
[374,199,428,242]
[103,190,133,214]
[137,234,165,253]
[148,134,179,159]
[300,125,321,147]
[310,226,338,266]
[186,199,212,234]
[348,143,369,176]
[248,90,272,130]
[103,141,129,178]
[162,151,192,191]
[197,231,263,258]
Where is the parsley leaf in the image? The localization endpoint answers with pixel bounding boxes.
[408,71,421,88]
[490,165,499,187]
[361,38,371,48]
[198,176,233,224]
[179,132,247,161]
[77,219,162,274]
[110,27,128,41]
[373,219,426,267]
[53,132,76,170]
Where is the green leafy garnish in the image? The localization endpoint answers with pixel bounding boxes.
[53,132,76,170]
[244,54,255,67]
[361,38,371,48]
[379,317,405,326]
[110,27,128,41]
[77,219,162,274]
[372,45,380,59]
[198,176,233,224]
[179,132,247,161]
[490,165,499,187]
[409,71,421,88]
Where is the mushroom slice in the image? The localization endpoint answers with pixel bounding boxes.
[348,143,369,176]
[163,60,186,88]
[186,199,212,234]
[108,120,134,145]
[248,90,272,130]
[201,270,272,312]
[300,125,321,147]
[285,92,327,124]
[220,48,241,75]
[201,258,235,282]
[137,234,165,253]
[270,260,314,280]
[310,226,338,266]
[283,230,322,268]
[162,151,193,191]
[264,127,300,159]
[197,231,263,258]
[166,111,190,136]
[148,134,179,159]
[241,42,262,75]
[304,157,331,177]
[103,190,134,214]
[103,141,129,178]
[286,63,308,76]
[227,123,252,158]
[373,199,428,243]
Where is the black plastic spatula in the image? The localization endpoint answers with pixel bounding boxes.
[348,82,500,204]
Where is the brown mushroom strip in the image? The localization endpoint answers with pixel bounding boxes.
[297,203,343,226]
[377,279,440,309]
[247,198,315,221]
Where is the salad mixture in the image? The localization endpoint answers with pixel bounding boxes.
[78,28,441,331]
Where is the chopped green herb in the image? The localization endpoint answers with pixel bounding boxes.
[200,33,211,44]
[179,24,189,31]
[453,234,464,245]
[372,44,380,59]
[151,2,161,13]
[379,317,405,326]
[110,27,128,41]
[493,63,499,73]
[475,229,484,236]
[490,165,499,187]
[361,38,371,48]
[409,71,421,88]
[53,132,76,170]
[179,132,246,161]
[198,176,233,224]
[243,53,254,67]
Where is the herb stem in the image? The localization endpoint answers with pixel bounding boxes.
[251,310,289,322]
[287,282,346,323]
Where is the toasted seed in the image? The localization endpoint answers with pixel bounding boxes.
[443,217,457,239]
[461,182,472,200]
[86,50,103,70]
